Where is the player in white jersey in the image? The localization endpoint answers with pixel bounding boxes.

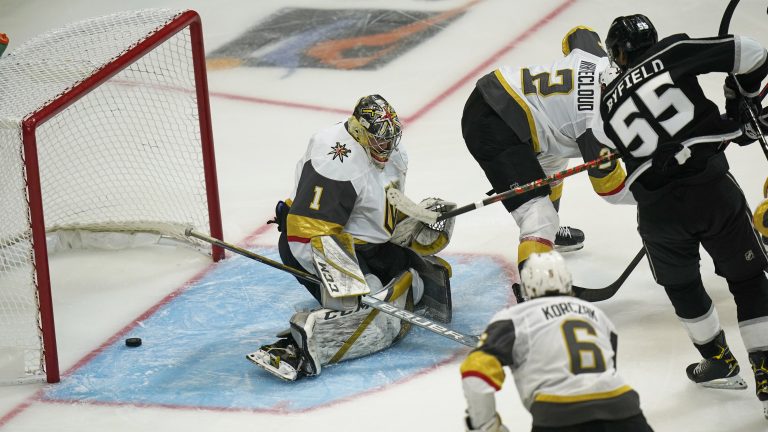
[248,95,455,381]
[461,27,634,302]
[460,252,653,432]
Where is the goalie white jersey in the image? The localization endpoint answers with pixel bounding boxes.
[461,296,642,428]
[486,51,609,158]
[284,120,408,274]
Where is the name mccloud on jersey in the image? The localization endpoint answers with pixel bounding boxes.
[541,301,597,321]
[576,59,597,111]
[604,58,665,111]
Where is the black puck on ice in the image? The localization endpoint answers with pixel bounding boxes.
[125,337,142,347]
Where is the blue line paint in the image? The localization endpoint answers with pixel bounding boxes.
[43,248,513,411]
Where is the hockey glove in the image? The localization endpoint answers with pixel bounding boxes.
[724,76,767,145]
[267,200,290,232]
[390,198,456,256]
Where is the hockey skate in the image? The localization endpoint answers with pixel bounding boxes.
[554,226,584,252]
[749,351,768,419]
[686,341,747,390]
[246,337,304,381]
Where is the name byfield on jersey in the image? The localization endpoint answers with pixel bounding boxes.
[603,59,664,111]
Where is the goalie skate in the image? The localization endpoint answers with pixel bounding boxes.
[246,338,303,382]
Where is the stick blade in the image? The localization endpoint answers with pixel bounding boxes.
[386,188,438,224]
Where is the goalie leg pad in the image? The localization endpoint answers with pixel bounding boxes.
[288,271,414,372]
[414,255,452,323]
[311,233,370,311]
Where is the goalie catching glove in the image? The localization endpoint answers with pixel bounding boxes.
[390,197,456,256]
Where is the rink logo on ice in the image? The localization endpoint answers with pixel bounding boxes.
[207,5,471,71]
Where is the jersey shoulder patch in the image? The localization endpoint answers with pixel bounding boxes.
[308,123,370,182]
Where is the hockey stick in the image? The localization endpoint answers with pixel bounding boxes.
[719,0,768,162]
[572,247,646,302]
[185,228,480,347]
[388,151,620,224]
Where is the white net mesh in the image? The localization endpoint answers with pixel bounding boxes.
[0,9,215,383]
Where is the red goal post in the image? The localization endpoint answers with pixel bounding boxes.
[0,9,223,384]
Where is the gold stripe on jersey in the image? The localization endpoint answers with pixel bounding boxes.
[534,384,633,403]
[493,69,541,152]
[518,238,553,264]
[328,271,412,364]
[460,350,506,390]
[286,213,344,240]
[589,163,627,196]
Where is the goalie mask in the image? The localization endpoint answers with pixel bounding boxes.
[520,251,573,300]
[347,94,403,168]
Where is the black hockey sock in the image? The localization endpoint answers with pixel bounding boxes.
[694,330,730,359]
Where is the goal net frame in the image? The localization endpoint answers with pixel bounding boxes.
[0,9,224,384]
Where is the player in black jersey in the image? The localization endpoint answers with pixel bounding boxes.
[597,14,768,419]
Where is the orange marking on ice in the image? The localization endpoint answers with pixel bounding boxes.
[305,0,481,69]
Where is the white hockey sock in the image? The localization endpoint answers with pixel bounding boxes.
[739,316,768,352]
[678,303,722,345]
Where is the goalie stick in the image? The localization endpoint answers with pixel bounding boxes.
[388,151,620,224]
[185,228,480,347]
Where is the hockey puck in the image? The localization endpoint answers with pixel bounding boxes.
[125,337,142,347]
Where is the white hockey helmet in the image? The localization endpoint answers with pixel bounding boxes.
[520,251,573,299]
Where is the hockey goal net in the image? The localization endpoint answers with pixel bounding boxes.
[0,9,223,384]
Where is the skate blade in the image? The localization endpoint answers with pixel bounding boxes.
[554,244,584,253]
[696,374,747,390]
[246,351,298,381]
[762,400,768,420]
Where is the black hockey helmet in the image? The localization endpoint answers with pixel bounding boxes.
[347,94,402,167]
[605,14,658,69]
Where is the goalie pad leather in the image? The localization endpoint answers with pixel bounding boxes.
[288,271,415,376]
[755,198,768,237]
[390,197,457,256]
[414,255,453,323]
[311,233,370,311]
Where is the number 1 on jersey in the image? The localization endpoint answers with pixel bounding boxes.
[309,186,323,210]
